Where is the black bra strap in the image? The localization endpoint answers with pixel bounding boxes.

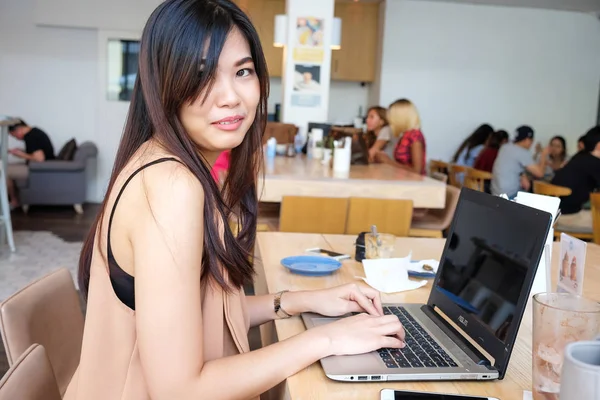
[107,157,182,258]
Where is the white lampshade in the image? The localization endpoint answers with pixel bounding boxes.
[274,14,287,47]
[331,17,342,50]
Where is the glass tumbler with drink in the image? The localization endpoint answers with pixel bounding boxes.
[532,293,600,400]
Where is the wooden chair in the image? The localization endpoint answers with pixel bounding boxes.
[533,182,593,240]
[279,196,349,234]
[0,268,84,396]
[0,344,61,400]
[410,185,460,238]
[591,193,600,245]
[264,122,298,145]
[448,164,469,188]
[429,160,448,176]
[430,172,448,183]
[345,198,413,237]
[533,181,572,197]
[464,168,492,192]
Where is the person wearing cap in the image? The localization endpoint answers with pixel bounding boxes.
[6,119,55,209]
[551,126,600,231]
[490,125,549,198]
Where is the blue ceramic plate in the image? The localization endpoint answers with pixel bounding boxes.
[281,255,342,277]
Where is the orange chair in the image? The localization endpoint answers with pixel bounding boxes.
[345,198,413,237]
[464,168,493,192]
[591,193,600,245]
[448,164,469,188]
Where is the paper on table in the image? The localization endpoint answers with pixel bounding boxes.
[514,191,560,297]
[359,254,427,293]
[523,390,532,400]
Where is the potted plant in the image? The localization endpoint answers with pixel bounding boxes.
[313,140,324,159]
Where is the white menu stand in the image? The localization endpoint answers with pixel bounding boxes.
[0,117,18,252]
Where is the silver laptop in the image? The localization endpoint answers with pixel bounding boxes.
[302,188,552,382]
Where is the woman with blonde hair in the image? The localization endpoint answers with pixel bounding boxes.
[375,98,427,175]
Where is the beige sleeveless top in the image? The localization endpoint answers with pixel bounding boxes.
[64,245,253,399]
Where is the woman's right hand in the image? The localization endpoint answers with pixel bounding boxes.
[317,313,406,357]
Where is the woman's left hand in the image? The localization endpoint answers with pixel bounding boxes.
[306,283,384,317]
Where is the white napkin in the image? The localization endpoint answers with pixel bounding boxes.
[358,253,427,293]
[523,391,532,400]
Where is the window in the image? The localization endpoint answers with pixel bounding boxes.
[107,39,140,101]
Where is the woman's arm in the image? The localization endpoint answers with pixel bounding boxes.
[132,163,404,400]
[368,139,388,162]
[410,140,424,174]
[246,284,385,327]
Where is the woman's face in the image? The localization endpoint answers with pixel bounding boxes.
[179,27,260,159]
[366,110,383,131]
[550,138,564,157]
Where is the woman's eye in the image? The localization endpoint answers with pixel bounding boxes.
[236,68,253,77]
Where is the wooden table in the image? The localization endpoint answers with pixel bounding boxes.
[259,156,446,209]
[253,232,600,400]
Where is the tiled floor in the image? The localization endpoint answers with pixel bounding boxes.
[0,202,281,378]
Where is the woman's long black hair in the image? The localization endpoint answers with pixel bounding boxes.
[79,0,269,296]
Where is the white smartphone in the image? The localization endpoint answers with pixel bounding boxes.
[305,248,351,261]
[380,389,499,400]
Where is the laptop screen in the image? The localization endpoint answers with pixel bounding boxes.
[428,189,551,375]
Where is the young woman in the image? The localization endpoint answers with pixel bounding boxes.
[452,124,494,167]
[473,130,509,172]
[535,135,568,180]
[365,106,393,162]
[375,99,427,175]
[65,1,404,399]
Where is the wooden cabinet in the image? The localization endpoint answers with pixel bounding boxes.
[234,0,380,82]
[331,2,380,82]
[234,0,285,77]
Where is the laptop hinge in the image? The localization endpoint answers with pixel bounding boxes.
[420,305,496,370]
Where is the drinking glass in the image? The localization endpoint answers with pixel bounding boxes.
[365,233,395,259]
[532,293,600,400]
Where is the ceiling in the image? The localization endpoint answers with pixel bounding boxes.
[429,0,600,13]
[336,0,600,13]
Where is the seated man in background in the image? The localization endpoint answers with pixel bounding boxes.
[551,127,600,230]
[491,125,548,198]
[6,119,55,209]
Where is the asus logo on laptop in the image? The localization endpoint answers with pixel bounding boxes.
[458,316,468,327]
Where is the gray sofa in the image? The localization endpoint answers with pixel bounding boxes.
[13,142,98,214]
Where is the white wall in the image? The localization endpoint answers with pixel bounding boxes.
[269,77,371,124]
[379,0,600,162]
[0,0,99,200]
[34,0,160,31]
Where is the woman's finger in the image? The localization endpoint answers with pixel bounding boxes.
[357,286,384,316]
[379,335,404,349]
[350,286,380,316]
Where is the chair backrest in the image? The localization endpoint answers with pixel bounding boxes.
[429,185,461,229]
[264,122,298,145]
[448,164,469,188]
[430,172,448,183]
[279,196,349,234]
[533,181,572,197]
[73,141,98,163]
[0,268,84,396]
[0,344,61,400]
[345,198,414,237]
[429,160,449,176]
[464,168,493,192]
[591,193,600,245]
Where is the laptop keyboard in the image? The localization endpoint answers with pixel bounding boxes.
[378,306,458,369]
